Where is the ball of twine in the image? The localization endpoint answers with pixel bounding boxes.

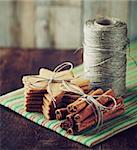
[83,17,128,96]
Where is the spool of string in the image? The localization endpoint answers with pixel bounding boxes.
[83,17,128,96]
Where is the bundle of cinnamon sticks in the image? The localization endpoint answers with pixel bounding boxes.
[57,89,124,134]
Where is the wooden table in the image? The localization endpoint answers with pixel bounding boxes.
[0,48,137,150]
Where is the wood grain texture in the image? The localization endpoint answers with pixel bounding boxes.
[35,0,81,49]
[128,0,137,41]
[83,0,128,22]
[35,4,51,48]
[0,1,14,47]
[17,0,36,48]
[35,0,81,7]
[0,0,136,48]
[48,5,81,49]
[1,106,91,150]
[0,49,137,150]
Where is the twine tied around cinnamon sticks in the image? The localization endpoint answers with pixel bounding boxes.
[61,80,117,129]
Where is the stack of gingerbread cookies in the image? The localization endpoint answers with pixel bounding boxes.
[22,75,48,113]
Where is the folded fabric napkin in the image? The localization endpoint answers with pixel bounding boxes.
[0,41,137,147]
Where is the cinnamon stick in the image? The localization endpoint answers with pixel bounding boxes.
[60,113,76,130]
[67,88,103,113]
[75,99,124,132]
[67,105,124,135]
[61,120,73,130]
[55,108,68,120]
[66,113,75,122]
[75,108,124,133]
[67,128,76,135]
[74,89,115,122]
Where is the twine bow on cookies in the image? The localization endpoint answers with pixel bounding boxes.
[24,62,74,107]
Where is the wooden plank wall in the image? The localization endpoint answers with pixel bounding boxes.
[0,1,15,47]
[83,0,128,22]
[17,0,36,48]
[128,0,137,41]
[35,0,81,49]
[0,0,136,49]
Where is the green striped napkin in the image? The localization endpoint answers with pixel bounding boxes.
[0,41,137,147]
